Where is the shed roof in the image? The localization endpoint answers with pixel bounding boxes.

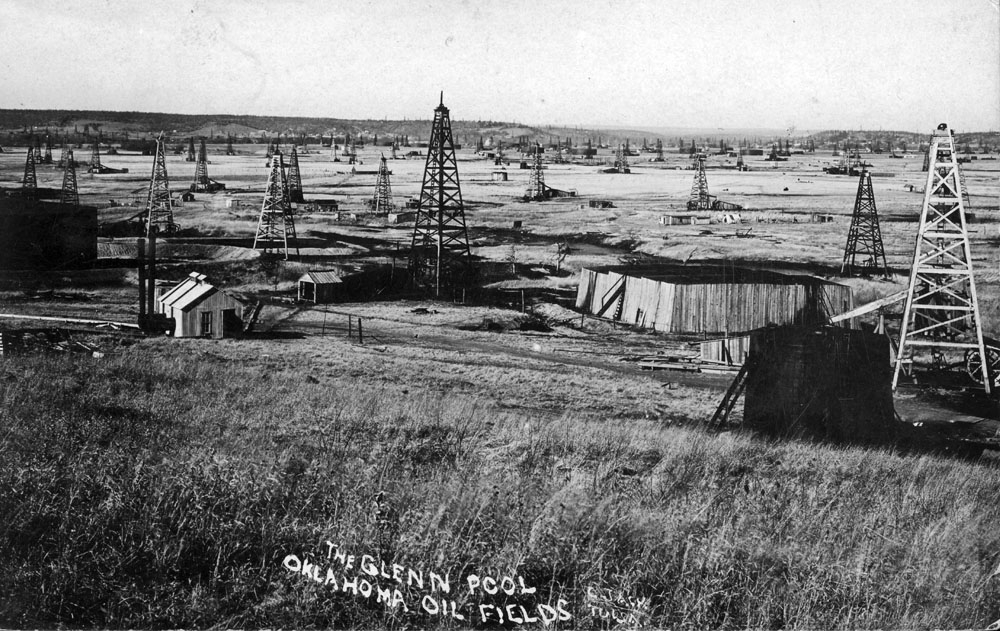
[299,270,343,284]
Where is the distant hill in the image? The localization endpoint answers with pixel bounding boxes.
[0,109,994,151]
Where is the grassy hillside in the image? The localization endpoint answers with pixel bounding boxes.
[2,341,999,629]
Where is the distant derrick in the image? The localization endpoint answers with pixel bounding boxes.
[409,94,473,296]
[41,135,52,164]
[60,149,79,208]
[687,155,743,211]
[22,148,38,201]
[226,134,236,156]
[841,168,888,277]
[894,123,990,392]
[253,150,299,260]
[652,139,665,162]
[144,134,177,236]
[602,144,630,174]
[687,155,711,210]
[525,144,547,201]
[370,154,394,214]
[186,137,196,162]
[89,136,102,172]
[191,138,226,193]
[286,146,304,204]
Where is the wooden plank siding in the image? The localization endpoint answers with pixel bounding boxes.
[576,265,852,335]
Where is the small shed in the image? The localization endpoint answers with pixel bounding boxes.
[156,272,244,339]
[298,270,343,303]
[491,170,509,181]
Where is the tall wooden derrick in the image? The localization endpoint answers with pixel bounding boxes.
[42,135,52,164]
[372,154,394,213]
[893,123,991,392]
[653,139,665,162]
[253,150,299,260]
[33,136,42,162]
[525,144,547,201]
[841,168,888,277]
[60,149,79,207]
[22,148,38,201]
[145,134,177,237]
[186,137,196,162]
[409,94,472,296]
[88,136,102,172]
[226,134,236,156]
[687,155,711,210]
[286,145,305,204]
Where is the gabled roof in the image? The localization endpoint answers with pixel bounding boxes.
[299,270,343,284]
[158,272,232,312]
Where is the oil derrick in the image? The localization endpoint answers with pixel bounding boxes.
[33,136,42,161]
[841,168,888,277]
[265,138,275,164]
[144,134,176,237]
[390,142,399,160]
[687,155,711,210]
[191,138,225,193]
[193,138,209,188]
[893,123,990,392]
[57,146,69,168]
[88,136,102,172]
[60,149,78,207]
[409,94,472,296]
[612,144,630,173]
[652,138,665,162]
[226,134,236,156]
[286,145,304,204]
[22,148,38,201]
[736,149,746,171]
[525,144,547,201]
[42,135,52,164]
[495,140,504,166]
[371,153,394,213]
[185,137,196,162]
[253,150,299,260]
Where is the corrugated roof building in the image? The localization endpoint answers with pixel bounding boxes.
[156,272,244,338]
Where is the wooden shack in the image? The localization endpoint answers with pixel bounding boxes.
[576,264,852,335]
[156,272,244,339]
[298,270,343,303]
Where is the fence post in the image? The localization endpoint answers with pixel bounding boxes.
[348,315,353,338]
[358,318,363,345]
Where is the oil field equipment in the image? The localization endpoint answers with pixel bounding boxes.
[841,168,888,277]
[409,93,472,296]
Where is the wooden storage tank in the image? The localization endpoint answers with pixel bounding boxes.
[743,326,896,443]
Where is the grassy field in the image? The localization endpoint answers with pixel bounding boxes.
[2,343,1000,629]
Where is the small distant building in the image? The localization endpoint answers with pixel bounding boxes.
[298,270,343,303]
[589,199,615,209]
[156,272,244,339]
[181,191,196,202]
[491,170,509,181]
[388,211,417,225]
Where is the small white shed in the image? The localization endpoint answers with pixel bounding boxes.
[156,272,244,339]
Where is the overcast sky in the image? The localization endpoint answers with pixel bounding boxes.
[2,0,998,132]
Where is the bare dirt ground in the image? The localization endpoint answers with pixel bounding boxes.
[1,140,998,420]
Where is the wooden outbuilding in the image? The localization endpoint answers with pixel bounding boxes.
[298,270,343,303]
[156,272,244,339]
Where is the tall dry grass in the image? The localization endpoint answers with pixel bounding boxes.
[1,348,999,628]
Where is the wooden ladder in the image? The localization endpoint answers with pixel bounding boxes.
[707,355,756,431]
